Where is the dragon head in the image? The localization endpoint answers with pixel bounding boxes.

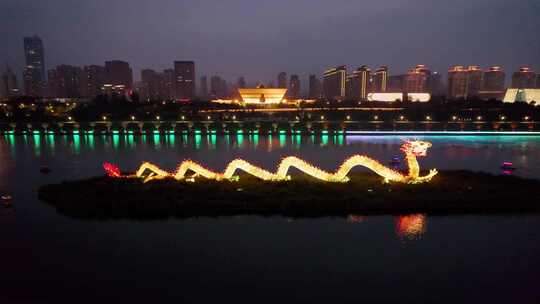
[400,140,432,157]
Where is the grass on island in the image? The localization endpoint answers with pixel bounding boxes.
[38,170,540,220]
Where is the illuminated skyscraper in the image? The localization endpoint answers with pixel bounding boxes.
[308,74,322,99]
[174,61,195,100]
[511,67,536,88]
[482,67,505,91]
[323,65,346,100]
[289,74,300,99]
[277,72,287,88]
[346,66,371,101]
[373,66,388,93]
[447,65,485,99]
[466,66,484,97]
[405,65,430,93]
[448,66,468,99]
[23,35,46,96]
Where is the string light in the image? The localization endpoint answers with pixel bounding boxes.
[111,141,437,184]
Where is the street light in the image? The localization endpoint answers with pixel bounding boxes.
[102,116,107,121]
[131,115,135,121]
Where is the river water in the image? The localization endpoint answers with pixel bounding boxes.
[1,134,540,303]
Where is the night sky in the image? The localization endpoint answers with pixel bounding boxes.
[1,0,539,85]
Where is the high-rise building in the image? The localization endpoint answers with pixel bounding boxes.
[23,35,46,96]
[277,72,287,88]
[105,60,133,92]
[1,66,19,97]
[323,65,346,100]
[448,66,468,99]
[405,65,430,93]
[141,69,163,100]
[511,67,536,88]
[465,66,484,97]
[237,76,246,89]
[308,74,322,99]
[199,76,208,98]
[289,75,300,99]
[373,66,388,93]
[346,66,371,101]
[447,65,485,99]
[80,65,106,98]
[482,67,505,91]
[47,65,83,98]
[163,69,175,99]
[174,61,195,100]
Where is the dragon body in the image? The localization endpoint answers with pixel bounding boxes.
[105,140,438,184]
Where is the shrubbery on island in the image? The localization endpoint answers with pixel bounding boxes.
[38,171,540,220]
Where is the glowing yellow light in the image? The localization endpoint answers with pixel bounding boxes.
[181,115,185,120]
[156,115,160,120]
[452,116,457,121]
[399,115,405,121]
[346,115,351,120]
[321,115,325,120]
[426,116,431,121]
[500,116,506,121]
[524,116,530,121]
[374,115,379,120]
[68,116,72,121]
[207,116,211,120]
[102,116,107,120]
[131,116,135,121]
[130,141,437,184]
[477,116,482,121]
[232,115,236,120]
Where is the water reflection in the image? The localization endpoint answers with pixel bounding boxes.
[395,214,427,241]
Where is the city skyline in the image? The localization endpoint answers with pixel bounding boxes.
[1,0,539,84]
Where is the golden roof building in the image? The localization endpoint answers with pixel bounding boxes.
[238,87,288,104]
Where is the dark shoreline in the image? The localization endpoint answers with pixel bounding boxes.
[37,171,540,220]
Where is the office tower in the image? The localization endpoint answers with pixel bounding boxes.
[105,60,133,92]
[23,35,46,96]
[47,65,83,98]
[1,66,19,97]
[199,76,208,98]
[80,65,106,98]
[405,65,430,93]
[173,61,195,100]
[345,66,371,101]
[483,67,505,91]
[373,66,388,93]
[277,72,287,88]
[465,66,484,97]
[289,74,300,99]
[323,65,346,100]
[511,67,536,88]
[237,76,246,89]
[447,66,468,99]
[308,74,322,99]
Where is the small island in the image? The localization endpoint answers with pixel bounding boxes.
[38,171,540,220]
